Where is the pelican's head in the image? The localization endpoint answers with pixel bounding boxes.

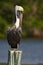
[15,5,24,19]
[15,5,24,27]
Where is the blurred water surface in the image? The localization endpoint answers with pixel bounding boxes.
[0,39,43,64]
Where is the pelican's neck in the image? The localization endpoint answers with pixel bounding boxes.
[15,18,20,29]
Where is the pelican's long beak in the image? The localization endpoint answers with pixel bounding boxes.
[15,5,24,28]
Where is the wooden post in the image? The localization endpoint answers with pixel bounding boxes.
[7,48,22,65]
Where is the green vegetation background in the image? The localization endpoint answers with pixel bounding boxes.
[0,0,43,39]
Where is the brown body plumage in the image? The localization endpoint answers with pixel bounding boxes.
[7,26,22,48]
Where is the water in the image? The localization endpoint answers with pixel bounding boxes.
[0,39,43,64]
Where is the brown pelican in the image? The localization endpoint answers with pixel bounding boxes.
[7,5,24,48]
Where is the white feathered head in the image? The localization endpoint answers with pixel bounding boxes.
[15,5,24,19]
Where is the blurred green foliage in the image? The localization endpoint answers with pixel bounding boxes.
[0,0,43,38]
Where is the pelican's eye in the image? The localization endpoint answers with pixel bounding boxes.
[17,10,23,18]
[17,11,20,18]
